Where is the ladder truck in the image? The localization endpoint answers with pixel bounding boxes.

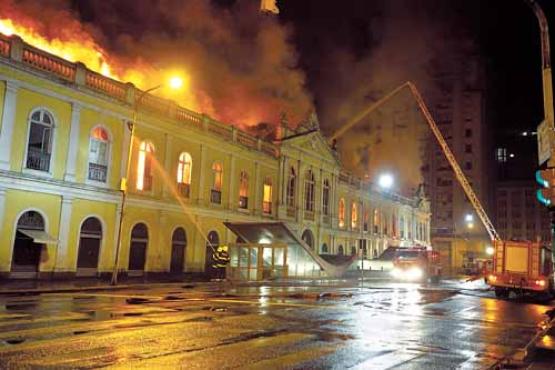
[330,81,554,297]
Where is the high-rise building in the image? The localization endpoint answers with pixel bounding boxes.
[423,47,493,274]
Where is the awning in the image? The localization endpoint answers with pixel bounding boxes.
[18,229,59,245]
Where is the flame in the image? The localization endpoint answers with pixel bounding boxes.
[0,18,117,79]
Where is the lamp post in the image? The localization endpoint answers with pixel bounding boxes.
[111,77,184,285]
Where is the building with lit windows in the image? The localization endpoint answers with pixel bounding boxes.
[0,35,430,280]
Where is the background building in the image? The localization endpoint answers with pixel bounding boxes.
[0,35,430,280]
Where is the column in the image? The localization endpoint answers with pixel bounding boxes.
[0,81,19,170]
[64,102,82,182]
[254,161,261,214]
[295,160,303,221]
[0,185,6,236]
[120,119,132,180]
[55,195,74,273]
[162,134,172,198]
[198,144,207,204]
[228,154,236,210]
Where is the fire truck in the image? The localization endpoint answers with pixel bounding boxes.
[391,246,442,283]
[329,81,553,297]
[487,240,553,298]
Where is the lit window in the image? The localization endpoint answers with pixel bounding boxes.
[339,198,345,228]
[88,126,110,182]
[351,202,358,229]
[136,141,154,191]
[177,152,192,197]
[26,109,54,172]
[322,179,330,215]
[304,169,315,211]
[211,162,223,204]
[286,167,296,207]
[373,209,379,233]
[263,177,272,214]
[239,171,249,209]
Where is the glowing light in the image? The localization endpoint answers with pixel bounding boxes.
[168,76,184,90]
[486,246,494,256]
[465,214,474,222]
[378,173,394,189]
[259,237,271,245]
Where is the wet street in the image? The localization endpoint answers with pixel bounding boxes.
[0,279,553,369]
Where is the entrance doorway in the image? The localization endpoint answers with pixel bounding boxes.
[204,231,219,278]
[129,223,148,276]
[11,211,46,278]
[76,217,102,277]
[170,227,187,274]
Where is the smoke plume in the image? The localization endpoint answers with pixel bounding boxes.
[0,0,313,127]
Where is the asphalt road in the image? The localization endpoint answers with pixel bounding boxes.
[0,279,554,369]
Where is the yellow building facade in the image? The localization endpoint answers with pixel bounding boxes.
[0,35,431,280]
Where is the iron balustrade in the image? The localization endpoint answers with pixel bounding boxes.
[177,183,190,198]
[211,189,222,204]
[26,148,50,172]
[88,163,107,182]
[262,201,272,214]
[239,196,248,209]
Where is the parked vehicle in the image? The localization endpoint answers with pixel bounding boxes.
[391,247,442,283]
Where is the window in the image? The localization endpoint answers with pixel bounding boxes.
[338,198,345,228]
[321,243,328,254]
[177,152,192,197]
[338,245,344,255]
[322,179,330,215]
[373,209,379,233]
[239,171,249,209]
[211,162,223,204]
[364,209,369,231]
[351,202,358,229]
[400,215,405,239]
[136,141,154,191]
[26,109,54,172]
[465,144,472,153]
[286,167,296,207]
[304,169,315,211]
[465,128,472,138]
[263,177,272,214]
[301,229,314,250]
[88,126,109,182]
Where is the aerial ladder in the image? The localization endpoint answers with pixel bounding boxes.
[330,82,553,297]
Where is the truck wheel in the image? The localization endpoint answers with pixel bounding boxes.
[494,288,509,298]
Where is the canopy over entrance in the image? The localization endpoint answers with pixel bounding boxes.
[223,222,356,278]
[17,229,58,244]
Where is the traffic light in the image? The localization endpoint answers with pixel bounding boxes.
[536,168,555,207]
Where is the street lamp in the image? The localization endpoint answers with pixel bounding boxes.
[111,75,184,285]
[486,246,495,256]
[378,173,394,190]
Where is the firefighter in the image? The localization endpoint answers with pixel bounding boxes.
[212,245,230,280]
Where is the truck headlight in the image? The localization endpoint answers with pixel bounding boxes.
[406,267,423,281]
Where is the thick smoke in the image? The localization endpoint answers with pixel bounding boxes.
[312,0,461,195]
[0,0,313,127]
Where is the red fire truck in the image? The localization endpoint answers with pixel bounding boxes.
[487,240,554,298]
[391,247,442,283]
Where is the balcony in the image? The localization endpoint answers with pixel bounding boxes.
[177,183,190,198]
[262,201,272,214]
[239,196,248,209]
[211,189,222,204]
[26,148,50,172]
[88,163,107,182]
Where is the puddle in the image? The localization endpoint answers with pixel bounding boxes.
[126,298,150,305]
[182,285,195,289]
[5,338,26,345]
[164,296,184,301]
[184,316,213,323]
[73,330,90,335]
[123,312,144,317]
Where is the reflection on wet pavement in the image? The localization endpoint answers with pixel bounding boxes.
[0,279,552,369]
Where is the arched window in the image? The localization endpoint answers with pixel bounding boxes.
[211,162,223,204]
[338,198,345,228]
[129,223,148,273]
[263,177,272,214]
[301,229,314,250]
[373,209,379,234]
[177,152,192,198]
[383,211,388,235]
[26,109,54,172]
[170,227,187,273]
[400,215,405,239]
[88,127,110,182]
[77,217,102,275]
[338,245,344,255]
[364,208,370,232]
[239,171,249,209]
[321,243,328,254]
[351,202,358,229]
[304,170,315,211]
[392,212,397,237]
[136,141,154,191]
[322,179,330,215]
[11,210,46,274]
[286,167,296,208]
[351,246,357,255]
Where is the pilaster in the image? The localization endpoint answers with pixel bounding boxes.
[64,102,82,182]
[0,81,19,170]
[55,195,74,272]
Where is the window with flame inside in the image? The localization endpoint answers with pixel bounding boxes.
[263,177,272,214]
[338,198,345,228]
[286,167,296,207]
[88,126,109,182]
[136,141,154,191]
[322,179,330,215]
[351,202,358,229]
[211,162,223,204]
[177,152,192,198]
[239,171,249,209]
